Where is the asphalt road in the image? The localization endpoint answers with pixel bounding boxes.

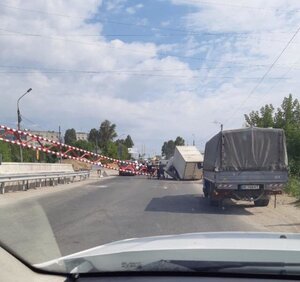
[0,176,259,264]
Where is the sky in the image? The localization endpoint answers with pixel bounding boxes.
[1,0,300,156]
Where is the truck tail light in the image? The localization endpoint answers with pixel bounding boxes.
[217,184,233,188]
[268,183,284,188]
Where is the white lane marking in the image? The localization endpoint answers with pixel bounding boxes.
[97,185,108,188]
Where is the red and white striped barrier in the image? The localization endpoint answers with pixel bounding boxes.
[0,125,149,176]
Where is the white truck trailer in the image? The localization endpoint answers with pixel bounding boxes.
[165,146,203,180]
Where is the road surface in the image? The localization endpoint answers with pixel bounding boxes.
[1,176,299,264]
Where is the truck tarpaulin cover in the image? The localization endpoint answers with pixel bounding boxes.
[203,127,288,171]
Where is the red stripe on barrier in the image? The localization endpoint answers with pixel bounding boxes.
[0,126,150,176]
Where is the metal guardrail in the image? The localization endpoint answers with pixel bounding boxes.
[0,171,90,194]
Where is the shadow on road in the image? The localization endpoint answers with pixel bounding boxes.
[145,194,254,215]
[292,200,300,208]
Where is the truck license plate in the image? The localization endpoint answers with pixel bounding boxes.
[241,185,260,190]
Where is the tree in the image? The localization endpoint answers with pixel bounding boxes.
[88,128,99,146]
[244,94,300,178]
[244,104,274,128]
[98,120,117,150]
[88,128,100,153]
[106,141,118,158]
[275,95,300,177]
[124,135,134,148]
[64,128,77,145]
[175,136,185,146]
[73,140,94,151]
[161,136,185,159]
[0,142,12,162]
[274,94,300,130]
[161,140,175,159]
[115,139,125,145]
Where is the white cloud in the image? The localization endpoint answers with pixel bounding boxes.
[105,0,127,12]
[0,0,199,152]
[126,3,143,15]
[1,0,300,155]
[168,0,300,127]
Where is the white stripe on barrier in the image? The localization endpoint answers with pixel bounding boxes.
[1,125,139,166]
[0,134,150,176]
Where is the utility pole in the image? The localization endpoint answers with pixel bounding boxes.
[58,126,62,163]
[17,88,32,162]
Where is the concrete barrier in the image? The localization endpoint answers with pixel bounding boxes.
[0,162,74,175]
[89,168,118,179]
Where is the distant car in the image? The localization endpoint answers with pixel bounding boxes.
[119,162,136,176]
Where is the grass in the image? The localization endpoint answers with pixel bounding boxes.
[285,176,300,199]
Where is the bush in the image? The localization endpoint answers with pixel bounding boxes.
[285,177,300,199]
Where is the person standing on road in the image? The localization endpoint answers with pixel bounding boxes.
[159,162,164,179]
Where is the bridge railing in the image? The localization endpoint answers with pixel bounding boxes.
[0,171,90,194]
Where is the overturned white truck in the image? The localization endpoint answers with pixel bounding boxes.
[165,146,203,180]
[203,127,288,207]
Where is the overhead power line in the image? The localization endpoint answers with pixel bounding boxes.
[2,27,300,67]
[185,0,300,12]
[1,30,299,46]
[0,64,297,72]
[0,28,258,64]
[1,1,300,35]
[0,70,290,81]
[225,25,300,125]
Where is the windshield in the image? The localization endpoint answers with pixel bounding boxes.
[1,0,300,277]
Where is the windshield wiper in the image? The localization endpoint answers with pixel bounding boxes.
[140,260,300,275]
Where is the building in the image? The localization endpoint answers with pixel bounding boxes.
[25,129,88,145]
[76,132,88,141]
[29,130,60,142]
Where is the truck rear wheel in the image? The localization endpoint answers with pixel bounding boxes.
[203,181,209,198]
[203,188,209,198]
[254,199,270,207]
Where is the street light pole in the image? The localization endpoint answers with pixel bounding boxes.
[17,88,32,162]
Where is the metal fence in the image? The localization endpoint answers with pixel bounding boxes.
[0,171,90,194]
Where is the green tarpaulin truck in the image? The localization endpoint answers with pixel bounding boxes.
[203,127,288,207]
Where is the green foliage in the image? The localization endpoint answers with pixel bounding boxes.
[88,128,99,145]
[162,140,175,159]
[0,142,12,162]
[8,143,20,162]
[64,128,77,145]
[22,147,36,162]
[245,94,300,197]
[124,135,134,148]
[0,143,37,162]
[73,140,94,151]
[104,141,118,158]
[162,136,185,159]
[175,136,185,146]
[285,177,300,199]
[99,120,117,151]
[244,104,275,128]
[118,143,131,160]
[0,120,134,164]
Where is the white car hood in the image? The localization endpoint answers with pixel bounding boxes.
[35,232,300,273]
